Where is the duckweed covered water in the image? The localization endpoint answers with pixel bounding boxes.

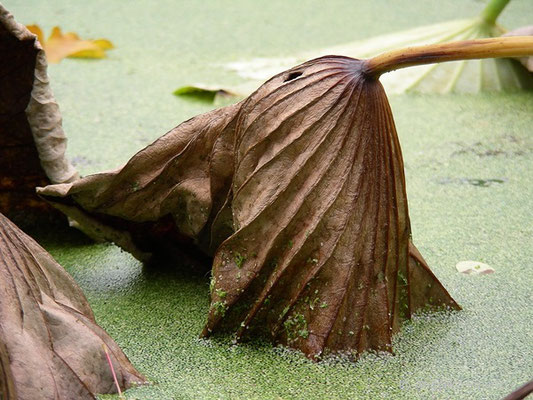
[5,0,533,398]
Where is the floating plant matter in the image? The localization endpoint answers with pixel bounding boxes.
[39,37,533,358]
[0,5,78,219]
[0,213,145,399]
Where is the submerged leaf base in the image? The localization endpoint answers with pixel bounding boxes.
[40,56,459,359]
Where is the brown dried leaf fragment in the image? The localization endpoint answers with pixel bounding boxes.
[0,212,146,399]
[39,102,241,263]
[503,379,533,400]
[0,5,77,220]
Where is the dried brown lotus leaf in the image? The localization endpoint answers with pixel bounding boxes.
[43,35,533,360]
[0,5,77,220]
[39,55,460,359]
[0,213,146,399]
[203,57,459,357]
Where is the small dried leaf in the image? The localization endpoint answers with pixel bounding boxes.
[0,213,146,399]
[25,24,44,44]
[26,24,113,63]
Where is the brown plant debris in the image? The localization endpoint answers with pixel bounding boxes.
[0,212,146,399]
[0,5,78,220]
[39,55,461,359]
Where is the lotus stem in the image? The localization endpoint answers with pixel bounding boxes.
[365,36,533,77]
[481,0,511,25]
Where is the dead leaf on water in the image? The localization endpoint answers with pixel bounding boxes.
[39,56,461,359]
[26,24,113,63]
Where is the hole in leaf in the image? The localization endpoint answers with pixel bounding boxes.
[284,71,303,82]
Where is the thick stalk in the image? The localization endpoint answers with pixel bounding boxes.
[481,0,511,25]
[365,36,533,77]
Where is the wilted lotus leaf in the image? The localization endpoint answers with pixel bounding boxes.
[39,57,460,358]
[0,213,145,399]
[0,5,77,219]
[202,56,460,357]
[40,37,533,358]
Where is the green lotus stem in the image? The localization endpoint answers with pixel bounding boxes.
[365,36,533,77]
[481,0,511,25]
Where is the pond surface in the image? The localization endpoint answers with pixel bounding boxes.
[5,0,533,398]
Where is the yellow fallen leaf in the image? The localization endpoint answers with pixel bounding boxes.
[26,24,44,45]
[26,24,113,63]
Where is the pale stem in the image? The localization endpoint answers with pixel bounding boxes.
[365,36,533,77]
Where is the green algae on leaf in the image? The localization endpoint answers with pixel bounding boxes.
[234,252,246,268]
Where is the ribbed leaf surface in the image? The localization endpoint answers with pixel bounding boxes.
[204,57,459,357]
[40,56,459,359]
